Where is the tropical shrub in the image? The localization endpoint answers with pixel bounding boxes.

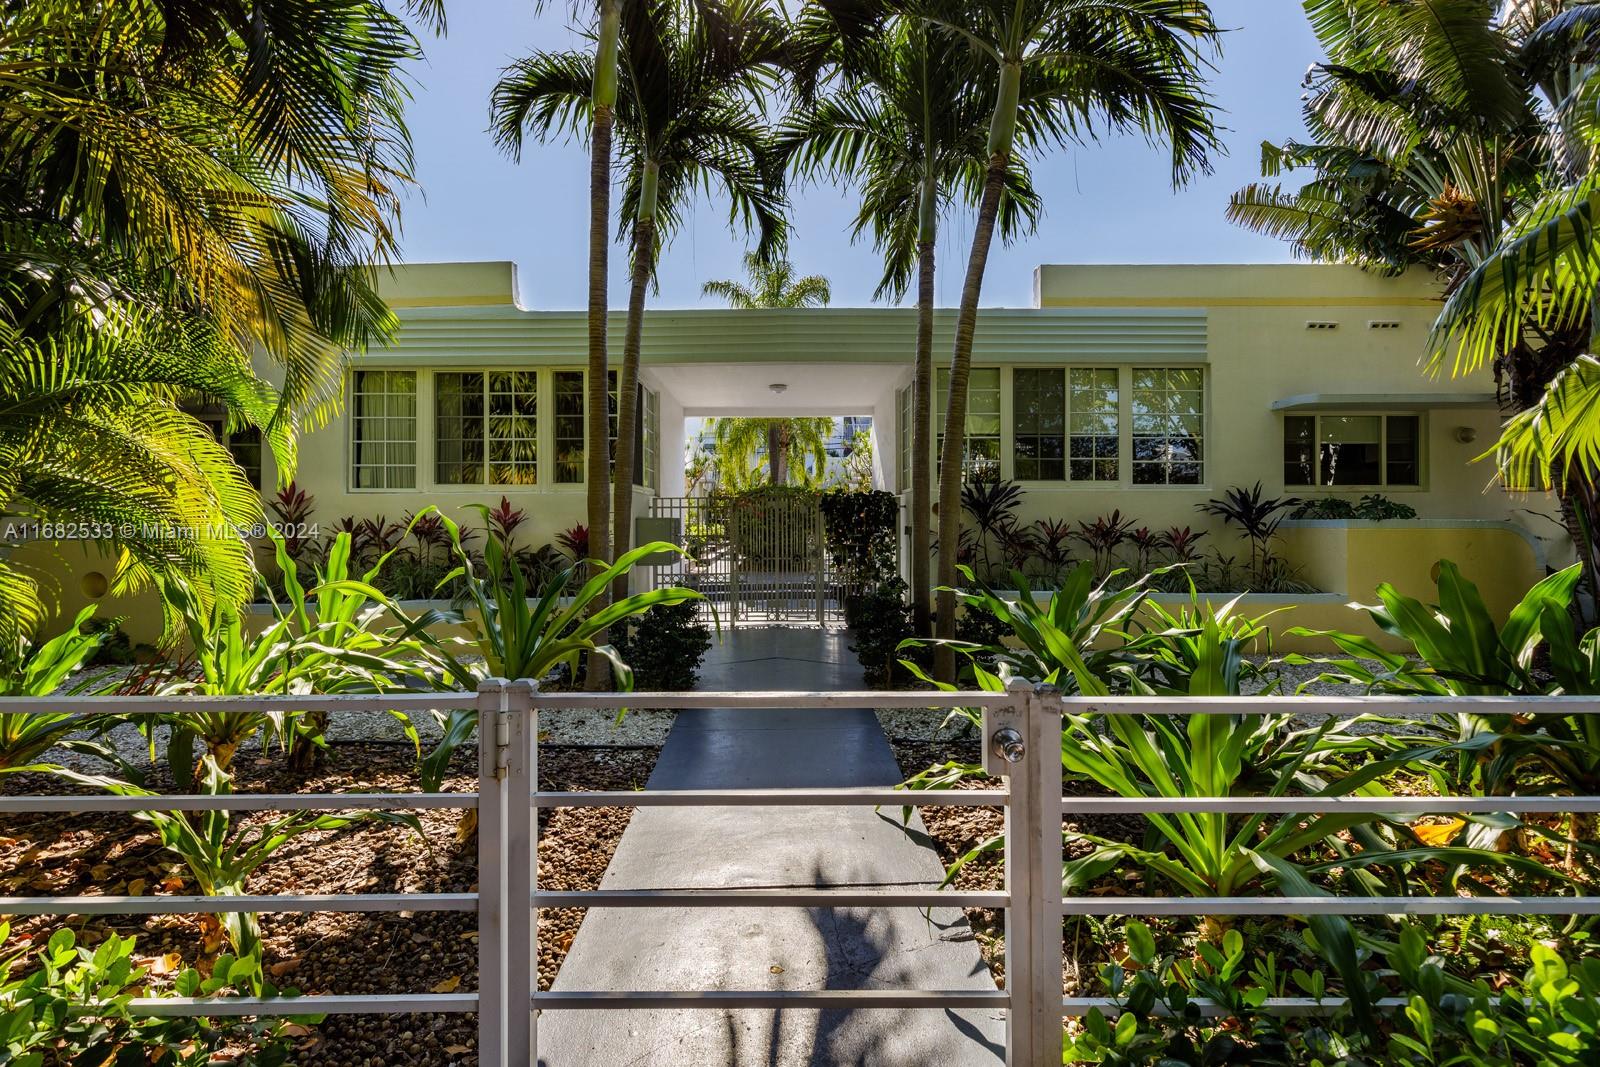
[1064,922,1600,1066]
[1295,561,1600,799]
[901,564,1154,692]
[414,508,701,793]
[612,602,713,691]
[0,606,110,772]
[1292,494,1419,522]
[1,923,310,1066]
[819,489,899,589]
[1197,483,1302,589]
[845,579,919,688]
[959,478,1025,581]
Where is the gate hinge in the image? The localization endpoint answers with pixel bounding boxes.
[494,714,511,778]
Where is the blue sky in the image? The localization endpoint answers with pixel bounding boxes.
[396,1,1320,310]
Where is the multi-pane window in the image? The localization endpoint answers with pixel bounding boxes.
[228,426,263,490]
[895,386,912,490]
[434,371,538,485]
[1011,367,1121,482]
[1131,367,1204,486]
[351,370,417,489]
[554,371,586,484]
[936,367,1001,481]
[606,373,659,488]
[1013,369,1066,480]
[1284,414,1421,487]
[1069,368,1120,482]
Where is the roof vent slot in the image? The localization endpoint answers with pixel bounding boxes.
[1368,320,1402,331]
[1305,320,1339,331]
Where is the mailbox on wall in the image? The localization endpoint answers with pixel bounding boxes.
[634,517,682,566]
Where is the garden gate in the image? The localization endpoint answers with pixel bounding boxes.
[646,494,872,625]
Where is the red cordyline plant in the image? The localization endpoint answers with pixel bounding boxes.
[1073,510,1135,577]
[1163,525,1207,563]
[485,496,528,547]
[558,523,590,560]
[1129,526,1164,573]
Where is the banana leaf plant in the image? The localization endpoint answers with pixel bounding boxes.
[413,506,705,794]
[0,605,112,772]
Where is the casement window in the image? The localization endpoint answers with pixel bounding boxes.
[1131,367,1204,486]
[228,426,264,490]
[895,386,912,490]
[553,370,586,483]
[351,370,417,489]
[641,386,660,490]
[935,367,1001,481]
[1284,413,1421,488]
[1012,367,1120,482]
[433,371,538,486]
[606,373,659,489]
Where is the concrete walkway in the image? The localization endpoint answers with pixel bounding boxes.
[537,627,1006,1067]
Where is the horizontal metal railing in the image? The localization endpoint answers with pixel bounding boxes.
[3,685,1599,1065]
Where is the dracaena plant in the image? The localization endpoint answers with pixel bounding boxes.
[155,521,452,787]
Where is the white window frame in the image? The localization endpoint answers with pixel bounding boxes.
[348,368,419,492]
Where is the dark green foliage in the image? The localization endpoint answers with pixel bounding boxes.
[612,602,713,691]
[844,579,923,687]
[1292,494,1419,521]
[1063,920,1600,1066]
[82,617,135,667]
[820,489,900,588]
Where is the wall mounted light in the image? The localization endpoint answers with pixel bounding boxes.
[1454,426,1478,444]
[769,383,788,395]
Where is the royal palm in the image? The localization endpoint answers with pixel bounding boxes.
[494,0,788,603]
[902,0,1222,677]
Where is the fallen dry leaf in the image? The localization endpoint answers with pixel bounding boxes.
[431,975,462,993]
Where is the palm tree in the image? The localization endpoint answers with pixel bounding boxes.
[499,0,624,688]
[0,0,439,636]
[493,0,789,604]
[779,5,1041,636]
[710,417,837,486]
[702,251,833,307]
[906,0,1223,678]
[1228,0,1600,601]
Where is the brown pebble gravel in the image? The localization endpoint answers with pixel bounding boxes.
[1,741,656,1066]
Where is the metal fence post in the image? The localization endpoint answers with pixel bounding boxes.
[476,678,509,1067]
[995,679,1063,1066]
[505,679,537,1063]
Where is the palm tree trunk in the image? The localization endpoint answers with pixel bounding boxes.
[768,421,788,485]
[585,0,621,692]
[912,171,937,637]
[936,61,1019,682]
[612,161,658,606]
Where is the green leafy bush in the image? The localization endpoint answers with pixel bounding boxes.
[1063,920,1600,1066]
[819,490,900,588]
[1292,493,1419,521]
[612,602,713,691]
[844,580,919,687]
[1,923,310,1066]
[0,606,109,773]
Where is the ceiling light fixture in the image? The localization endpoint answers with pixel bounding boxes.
[769,383,788,394]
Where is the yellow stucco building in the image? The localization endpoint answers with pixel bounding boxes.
[24,260,1559,645]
